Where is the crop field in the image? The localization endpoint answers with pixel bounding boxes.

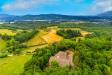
[27,30,47,46]
[80,31,93,37]
[42,29,63,44]
[26,29,62,52]
[0,29,16,36]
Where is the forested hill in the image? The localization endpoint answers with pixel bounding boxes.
[0,14,112,22]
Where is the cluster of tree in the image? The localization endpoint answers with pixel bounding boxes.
[0,29,38,55]
[14,30,38,43]
[22,38,112,75]
[6,30,38,55]
[57,29,81,39]
[0,52,8,58]
[0,34,12,40]
[6,39,27,54]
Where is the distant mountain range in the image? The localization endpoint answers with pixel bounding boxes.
[98,11,112,17]
[0,11,112,22]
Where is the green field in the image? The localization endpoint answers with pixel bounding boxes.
[0,55,32,75]
[0,29,16,36]
[0,39,6,50]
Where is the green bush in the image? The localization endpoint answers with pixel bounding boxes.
[0,53,8,58]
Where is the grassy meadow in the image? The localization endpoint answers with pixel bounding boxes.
[0,55,32,75]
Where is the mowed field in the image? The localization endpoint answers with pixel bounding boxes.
[0,55,32,75]
[26,29,63,52]
[27,30,47,46]
[42,29,63,44]
[27,29,63,46]
[0,29,16,36]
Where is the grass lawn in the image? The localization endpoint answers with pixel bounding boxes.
[0,55,32,75]
[0,39,6,50]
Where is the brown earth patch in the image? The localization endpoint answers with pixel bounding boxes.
[49,50,74,67]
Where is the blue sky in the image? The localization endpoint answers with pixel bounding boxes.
[0,0,112,15]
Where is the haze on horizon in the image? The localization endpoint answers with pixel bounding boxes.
[0,0,112,16]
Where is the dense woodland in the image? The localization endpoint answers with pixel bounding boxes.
[0,22,112,75]
[22,38,112,75]
[57,29,81,39]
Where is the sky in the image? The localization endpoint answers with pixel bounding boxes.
[0,0,112,15]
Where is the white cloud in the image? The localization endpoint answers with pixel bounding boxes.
[90,0,112,14]
[2,0,57,11]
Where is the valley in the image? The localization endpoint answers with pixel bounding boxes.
[0,22,112,75]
